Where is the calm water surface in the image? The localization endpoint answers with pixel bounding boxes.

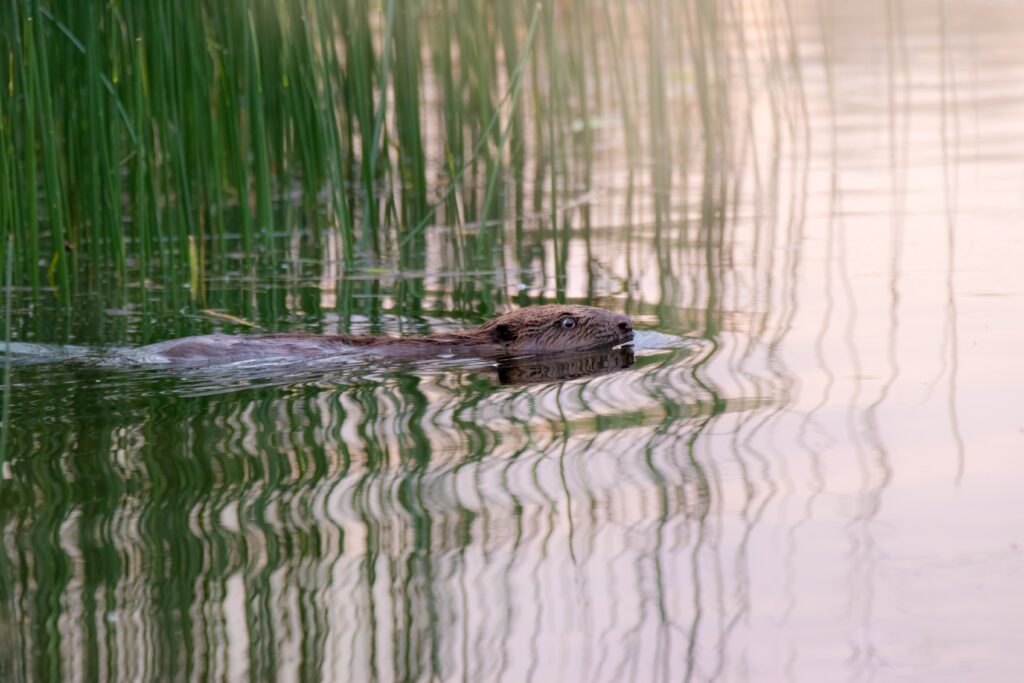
[3,2,1024,681]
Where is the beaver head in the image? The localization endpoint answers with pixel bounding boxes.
[475,304,634,355]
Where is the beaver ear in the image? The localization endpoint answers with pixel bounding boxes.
[493,323,515,343]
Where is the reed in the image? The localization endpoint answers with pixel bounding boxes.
[0,0,738,303]
[1,234,12,466]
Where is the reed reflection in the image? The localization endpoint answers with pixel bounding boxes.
[1,322,751,683]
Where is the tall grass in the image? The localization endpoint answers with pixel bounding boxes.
[1,234,12,466]
[0,0,747,304]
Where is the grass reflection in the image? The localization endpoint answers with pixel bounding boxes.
[0,329,736,681]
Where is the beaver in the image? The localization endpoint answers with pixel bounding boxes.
[141,305,634,366]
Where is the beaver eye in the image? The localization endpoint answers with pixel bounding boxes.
[560,318,576,330]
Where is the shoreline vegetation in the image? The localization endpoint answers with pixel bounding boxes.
[0,0,778,307]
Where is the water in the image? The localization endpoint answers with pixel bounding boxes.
[3,1,1024,681]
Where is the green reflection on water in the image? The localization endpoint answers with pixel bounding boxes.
[1,321,714,681]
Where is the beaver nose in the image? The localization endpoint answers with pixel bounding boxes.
[615,315,633,335]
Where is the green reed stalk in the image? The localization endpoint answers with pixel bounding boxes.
[17,10,40,296]
[427,1,461,231]
[129,34,153,281]
[541,0,562,251]
[392,0,427,238]
[30,5,71,304]
[570,0,593,191]
[83,2,107,286]
[346,0,380,247]
[496,0,524,218]
[247,10,273,246]
[646,0,671,226]
[158,3,196,286]
[368,0,396,239]
[480,23,534,228]
[0,88,14,287]
[186,4,218,267]
[602,0,638,169]
[218,35,255,258]
[1,234,13,467]
[283,4,323,236]
[459,0,496,223]
[157,61,182,292]
[398,1,541,251]
[312,0,355,265]
[103,37,128,289]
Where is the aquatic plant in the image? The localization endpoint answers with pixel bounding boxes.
[0,0,759,309]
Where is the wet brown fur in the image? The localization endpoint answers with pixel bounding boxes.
[146,305,634,363]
